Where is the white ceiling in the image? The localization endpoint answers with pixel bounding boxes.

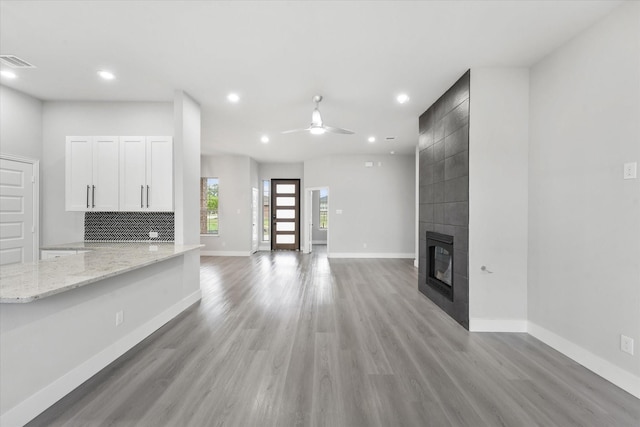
[0,0,622,163]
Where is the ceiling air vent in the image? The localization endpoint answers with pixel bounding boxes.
[385,136,397,141]
[0,55,36,68]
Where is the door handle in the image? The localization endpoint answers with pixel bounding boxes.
[92,185,95,208]
[86,185,90,208]
[147,185,150,208]
[141,185,144,208]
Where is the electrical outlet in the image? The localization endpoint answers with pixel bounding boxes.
[149,231,159,238]
[115,310,124,326]
[621,335,634,355]
[623,162,637,179]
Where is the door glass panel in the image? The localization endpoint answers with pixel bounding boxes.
[276,209,295,219]
[276,234,295,244]
[276,184,296,194]
[276,196,295,206]
[276,222,295,231]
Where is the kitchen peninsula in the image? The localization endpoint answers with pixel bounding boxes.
[0,242,201,426]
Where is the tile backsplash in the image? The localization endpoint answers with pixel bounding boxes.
[85,212,174,242]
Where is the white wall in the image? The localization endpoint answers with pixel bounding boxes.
[529,0,640,392]
[0,85,42,160]
[305,154,415,257]
[174,91,202,245]
[201,154,252,255]
[41,101,173,245]
[468,68,529,331]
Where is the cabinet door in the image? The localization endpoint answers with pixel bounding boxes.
[92,136,119,211]
[146,136,173,211]
[119,136,147,211]
[66,136,93,211]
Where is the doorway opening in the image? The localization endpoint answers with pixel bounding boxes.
[304,186,329,255]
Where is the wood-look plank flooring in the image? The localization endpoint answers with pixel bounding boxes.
[28,246,640,426]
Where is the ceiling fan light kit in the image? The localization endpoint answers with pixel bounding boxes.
[282,95,354,136]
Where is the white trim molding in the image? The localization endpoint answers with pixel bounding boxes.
[328,252,415,259]
[469,318,528,333]
[528,322,640,399]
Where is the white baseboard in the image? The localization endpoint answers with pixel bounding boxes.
[528,322,640,399]
[469,318,528,332]
[200,250,250,257]
[328,252,414,259]
[1,290,202,427]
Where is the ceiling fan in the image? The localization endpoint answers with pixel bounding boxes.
[282,95,354,135]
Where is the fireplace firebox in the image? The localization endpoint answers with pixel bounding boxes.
[426,232,454,301]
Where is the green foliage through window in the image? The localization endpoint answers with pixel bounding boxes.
[319,189,328,230]
[201,177,219,234]
[263,180,270,241]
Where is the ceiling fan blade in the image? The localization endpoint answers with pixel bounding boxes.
[281,127,311,134]
[324,125,355,135]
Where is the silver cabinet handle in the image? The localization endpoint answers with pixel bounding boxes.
[86,185,90,208]
[141,185,144,208]
[92,185,95,208]
[147,185,150,208]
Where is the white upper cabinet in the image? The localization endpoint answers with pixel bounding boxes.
[66,136,119,211]
[120,136,173,212]
[119,136,147,211]
[146,136,173,211]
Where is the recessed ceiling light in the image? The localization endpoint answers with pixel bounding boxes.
[1,70,17,79]
[390,151,396,155]
[396,93,410,104]
[368,136,376,143]
[97,70,115,80]
[261,135,269,143]
[227,93,240,103]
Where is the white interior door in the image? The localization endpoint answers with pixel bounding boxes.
[0,156,38,265]
[251,187,259,253]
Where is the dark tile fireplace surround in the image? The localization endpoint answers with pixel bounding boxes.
[418,70,470,329]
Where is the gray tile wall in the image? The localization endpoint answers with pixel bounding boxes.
[84,212,175,242]
[418,70,470,329]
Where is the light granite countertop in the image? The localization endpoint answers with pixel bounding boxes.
[0,242,202,303]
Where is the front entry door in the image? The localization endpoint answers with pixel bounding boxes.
[271,179,300,250]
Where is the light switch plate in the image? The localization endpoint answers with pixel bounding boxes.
[623,162,637,179]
